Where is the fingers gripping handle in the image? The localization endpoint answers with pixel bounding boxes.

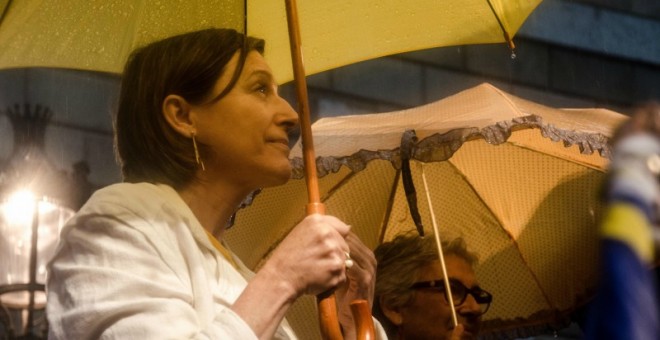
[308,202,344,339]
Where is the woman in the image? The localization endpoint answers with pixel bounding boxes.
[46,28,378,339]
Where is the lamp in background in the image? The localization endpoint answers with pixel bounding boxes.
[0,104,78,339]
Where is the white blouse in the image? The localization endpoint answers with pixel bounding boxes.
[46,182,295,339]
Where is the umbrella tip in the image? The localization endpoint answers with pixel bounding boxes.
[507,38,516,59]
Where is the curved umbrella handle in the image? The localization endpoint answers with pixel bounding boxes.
[350,300,377,340]
[283,1,376,339]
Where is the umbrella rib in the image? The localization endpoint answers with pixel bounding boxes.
[445,159,557,312]
[261,169,361,263]
[486,0,515,52]
[317,166,401,246]
[486,83,525,117]
[0,0,12,28]
[506,140,609,172]
[243,0,247,34]
[320,169,360,202]
[378,169,402,245]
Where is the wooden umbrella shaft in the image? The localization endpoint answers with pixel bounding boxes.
[283,1,374,339]
[283,0,321,209]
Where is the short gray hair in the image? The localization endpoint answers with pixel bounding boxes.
[373,232,478,337]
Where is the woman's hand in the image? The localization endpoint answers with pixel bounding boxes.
[260,214,351,298]
[335,232,377,339]
[234,214,351,339]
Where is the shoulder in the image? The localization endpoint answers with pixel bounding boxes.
[61,182,193,242]
[75,182,183,221]
[55,182,204,265]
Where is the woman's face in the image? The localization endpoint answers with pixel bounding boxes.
[396,256,483,340]
[191,50,299,189]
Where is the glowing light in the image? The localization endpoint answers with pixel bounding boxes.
[0,189,74,308]
[2,190,36,228]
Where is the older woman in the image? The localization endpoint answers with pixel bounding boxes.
[46,28,378,339]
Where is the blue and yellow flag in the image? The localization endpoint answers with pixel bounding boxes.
[585,202,659,339]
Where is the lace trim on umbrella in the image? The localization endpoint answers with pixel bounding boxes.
[290,115,613,180]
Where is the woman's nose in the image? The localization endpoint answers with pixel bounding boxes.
[276,95,300,128]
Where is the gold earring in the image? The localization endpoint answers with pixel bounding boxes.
[191,132,205,171]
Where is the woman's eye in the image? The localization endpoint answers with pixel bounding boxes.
[256,84,269,94]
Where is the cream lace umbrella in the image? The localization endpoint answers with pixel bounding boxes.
[225,83,628,339]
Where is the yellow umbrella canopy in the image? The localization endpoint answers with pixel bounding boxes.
[0,0,542,82]
[225,83,628,339]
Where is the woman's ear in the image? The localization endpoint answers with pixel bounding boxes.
[379,295,404,326]
[163,94,194,137]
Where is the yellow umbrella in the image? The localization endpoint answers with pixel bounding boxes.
[0,0,542,83]
[0,1,543,338]
[225,83,628,339]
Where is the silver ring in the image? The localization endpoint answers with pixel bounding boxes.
[344,251,354,269]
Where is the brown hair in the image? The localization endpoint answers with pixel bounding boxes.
[115,28,265,188]
[373,232,478,337]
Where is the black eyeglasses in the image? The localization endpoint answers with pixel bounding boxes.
[410,278,493,314]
